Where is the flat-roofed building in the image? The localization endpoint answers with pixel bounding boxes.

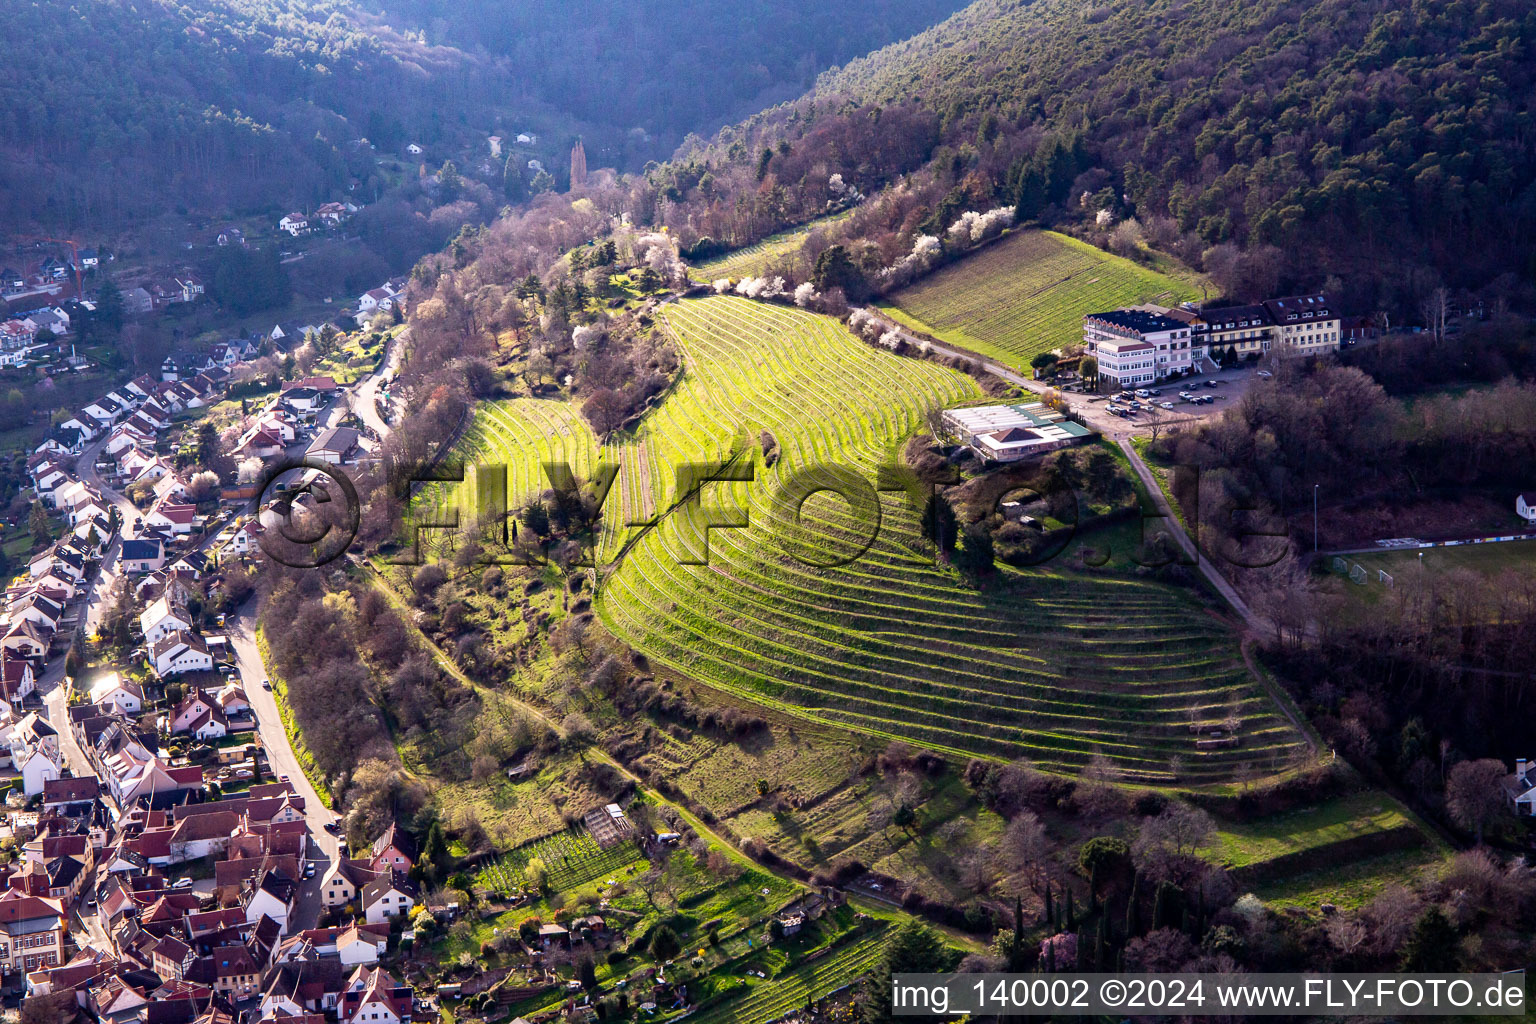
[942,403,1096,463]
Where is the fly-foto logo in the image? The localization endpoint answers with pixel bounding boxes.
[250,457,362,568]
[384,458,1292,571]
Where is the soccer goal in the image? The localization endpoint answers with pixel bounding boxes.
[1349,563,1368,585]
[1378,569,1394,588]
[1331,556,1348,574]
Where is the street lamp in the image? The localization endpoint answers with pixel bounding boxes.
[1313,483,1319,553]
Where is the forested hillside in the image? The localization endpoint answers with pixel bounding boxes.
[1,0,513,227]
[1,0,968,233]
[388,0,972,150]
[652,0,1536,307]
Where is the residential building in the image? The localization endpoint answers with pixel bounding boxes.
[168,689,229,739]
[1506,758,1536,815]
[320,859,377,910]
[366,823,416,874]
[151,632,214,678]
[0,890,67,976]
[120,538,166,575]
[359,872,417,926]
[88,673,144,715]
[140,594,193,645]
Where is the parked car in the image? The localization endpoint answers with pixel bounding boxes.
[324,821,342,835]
[1134,389,1150,398]
[261,680,272,690]
[1257,369,1273,378]
[1205,379,1220,388]
[1149,389,1162,396]
[1160,401,1175,410]
[171,878,194,890]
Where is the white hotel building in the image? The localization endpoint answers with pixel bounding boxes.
[1081,309,1195,388]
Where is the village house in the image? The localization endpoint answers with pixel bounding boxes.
[119,538,166,575]
[1505,758,1536,815]
[150,632,214,678]
[167,689,230,740]
[41,776,99,816]
[89,673,145,716]
[366,823,415,874]
[279,213,309,237]
[338,965,414,1024]
[359,872,417,926]
[319,859,377,910]
[6,713,63,796]
[1,619,51,662]
[140,594,194,645]
[0,889,67,976]
[225,521,266,557]
[144,502,197,536]
[1,657,37,705]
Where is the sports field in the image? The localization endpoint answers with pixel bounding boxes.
[883,229,1200,371]
[688,211,855,282]
[454,296,1306,783]
[1337,539,1536,584]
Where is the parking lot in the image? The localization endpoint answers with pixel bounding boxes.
[1062,364,1263,439]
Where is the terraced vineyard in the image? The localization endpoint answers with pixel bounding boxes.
[884,229,1200,370]
[687,211,855,282]
[684,930,889,1024]
[456,295,1307,782]
[477,826,644,895]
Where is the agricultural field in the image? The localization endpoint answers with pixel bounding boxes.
[726,770,1006,898]
[476,825,647,895]
[687,211,855,282]
[882,230,1201,371]
[453,295,1307,783]
[685,927,889,1024]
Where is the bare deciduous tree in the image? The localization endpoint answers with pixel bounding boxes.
[1445,758,1509,844]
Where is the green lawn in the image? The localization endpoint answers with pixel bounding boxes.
[1253,848,1446,911]
[881,229,1201,371]
[1207,791,1412,869]
[1334,540,1536,590]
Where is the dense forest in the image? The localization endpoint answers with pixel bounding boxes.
[387,0,972,152]
[1,1,504,227]
[645,0,1536,306]
[0,0,968,232]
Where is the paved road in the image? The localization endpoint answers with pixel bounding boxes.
[1115,441,1319,752]
[39,432,136,778]
[225,604,338,932]
[1116,438,1262,628]
[351,329,403,440]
